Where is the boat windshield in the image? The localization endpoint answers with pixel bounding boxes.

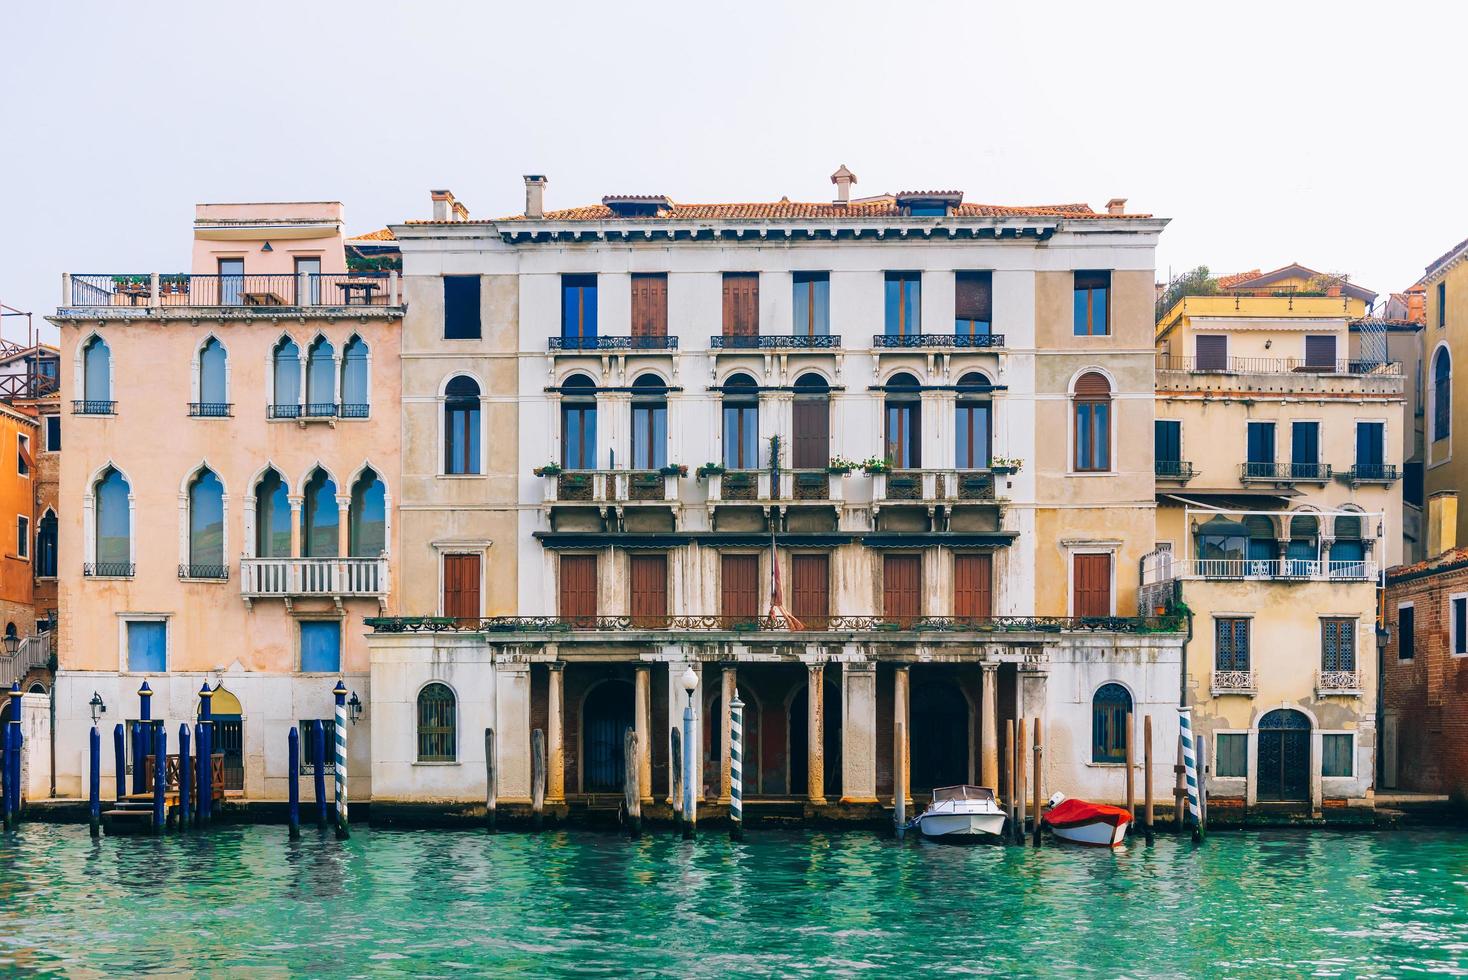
[931,785,994,802]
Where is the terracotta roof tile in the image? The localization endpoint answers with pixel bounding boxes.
[347,228,396,242]
[1215,270,1262,288]
[468,198,1150,223]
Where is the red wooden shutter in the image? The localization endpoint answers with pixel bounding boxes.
[792,397,830,468]
[954,554,993,622]
[721,554,759,623]
[443,554,481,621]
[630,554,668,627]
[883,554,922,625]
[791,554,829,628]
[631,274,668,338]
[1073,554,1112,618]
[559,554,598,626]
[723,273,759,337]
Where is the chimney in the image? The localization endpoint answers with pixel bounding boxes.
[831,164,857,205]
[1428,490,1459,557]
[524,175,547,219]
[430,189,456,222]
[1106,197,1127,215]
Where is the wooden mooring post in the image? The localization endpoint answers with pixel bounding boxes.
[1031,718,1042,848]
[1004,719,1015,837]
[484,728,497,833]
[893,721,907,840]
[1125,711,1135,820]
[531,728,546,830]
[670,727,684,835]
[1015,717,1027,845]
[624,729,642,838]
[1143,715,1155,845]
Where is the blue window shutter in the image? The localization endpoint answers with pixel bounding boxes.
[300,621,341,673]
[127,621,167,672]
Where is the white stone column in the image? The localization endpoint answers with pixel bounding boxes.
[335,493,351,558]
[981,663,999,790]
[634,663,652,803]
[893,664,910,805]
[842,660,878,804]
[547,662,565,802]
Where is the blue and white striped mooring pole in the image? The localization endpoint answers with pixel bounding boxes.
[729,690,744,841]
[333,680,349,839]
[1178,707,1203,840]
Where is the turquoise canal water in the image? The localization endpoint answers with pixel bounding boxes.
[1,825,1466,977]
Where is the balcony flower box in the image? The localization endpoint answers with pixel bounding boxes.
[533,463,563,477]
[658,463,689,478]
[696,463,726,480]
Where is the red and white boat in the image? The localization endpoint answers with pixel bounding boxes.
[1041,793,1132,847]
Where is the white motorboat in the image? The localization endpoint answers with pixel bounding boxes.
[916,785,1007,840]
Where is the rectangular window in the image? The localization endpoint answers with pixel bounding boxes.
[1215,733,1247,778]
[1453,596,1468,655]
[1154,420,1181,463]
[219,258,244,305]
[561,274,598,340]
[630,273,668,339]
[1355,421,1385,468]
[1246,421,1276,476]
[885,400,921,469]
[1438,281,1446,327]
[561,404,597,469]
[1215,618,1250,671]
[1073,271,1110,336]
[443,554,482,621]
[298,719,337,774]
[1074,401,1110,471]
[631,401,667,469]
[954,271,992,336]
[1304,334,1337,369]
[792,272,830,336]
[294,257,321,305]
[45,415,60,452]
[1397,605,1415,660]
[629,554,668,628]
[722,273,759,337]
[126,620,167,672]
[299,620,341,673]
[443,275,482,339]
[722,402,759,468]
[1291,421,1319,478]
[16,516,26,560]
[1321,618,1357,672]
[1321,734,1354,777]
[17,434,30,477]
[791,554,829,629]
[954,554,993,621]
[1195,335,1227,371]
[956,402,991,469]
[721,554,760,624]
[882,554,922,624]
[884,272,921,336]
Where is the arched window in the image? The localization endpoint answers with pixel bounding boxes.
[444,376,481,475]
[1287,513,1319,574]
[1091,683,1132,763]
[1330,513,1366,577]
[35,510,56,578]
[630,374,667,470]
[1073,372,1111,472]
[196,338,228,415]
[187,468,225,578]
[1244,514,1277,565]
[884,372,921,469]
[341,336,369,418]
[417,683,457,761]
[721,373,759,468]
[306,336,336,417]
[93,466,131,576]
[561,374,598,469]
[1434,346,1451,443]
[349,467,386,557]
[956,371,992,469]
[255,468,291,557]
[272,338,301,419]
[301,468,339,558]
[792,373,830,469]
[82,336,112,410]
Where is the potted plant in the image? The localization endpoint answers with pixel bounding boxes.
[533,462,563,477]
[659,463,688,477]
[990,455,1023,475]
[860,456,893,475]
[826,455,858,475]
[696,462,726,480]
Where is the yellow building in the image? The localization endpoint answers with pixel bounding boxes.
[1145,264,1402,813]
[1421,240,1468,548]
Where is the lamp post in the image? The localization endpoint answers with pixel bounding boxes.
[88,692,106,726]
[347,691,363,725]
[681,666,697,840]
[2,632,20,656]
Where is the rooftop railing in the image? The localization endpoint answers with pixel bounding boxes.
[1156,355,1402,377]
[65,272,399,309]
[365,613,1185,635]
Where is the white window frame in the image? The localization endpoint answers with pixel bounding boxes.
[1287,417,1321,467]
[43,415,60,452]
[117,613,171,673]
[1066,544,1118,617]
[437,372,489,478]
[17,432,30,479]
[1319,730,1356,779]
[1451,592,1468,656]
[1065,367,1119,477]
[433,540,492,618]
[1245,419,1277,467]
[16,514,28,561]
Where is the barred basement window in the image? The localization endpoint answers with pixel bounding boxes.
[1091,683,1132,763]
[417,683,457,762]
[299,719,337,774]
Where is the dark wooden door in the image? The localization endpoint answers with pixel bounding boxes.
[630,554,668,627]
[1073,554,1112,618]
[722,273,759,337]
[883,555,922,624]
[1258,709,1311,801]
[792,397,830,468]
[559,554,598,626]
[443,554,481,621]
[953,554,993,622]
[791,554,829,628]
[583,681,634,793]
[721,554,759,624]
[214,718,244,791]
[631,273,667,338]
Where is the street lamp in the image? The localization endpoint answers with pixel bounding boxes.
[681,666,698,838]
[2,632,19,656]
[347,691,363,725]
[88,691,106,725]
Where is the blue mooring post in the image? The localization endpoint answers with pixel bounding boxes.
[178,724,191,831]
[198,683,213,827]
[8,682,23,827]
[89,726,101,838]
[112,723,125,802]
[193,725,204,825]
[134,681,152,795]
[152,725,166,835]
[312,720,328,830]
[287,726,301,840]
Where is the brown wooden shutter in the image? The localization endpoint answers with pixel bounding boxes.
[443,554,481,621]
[629,554,668,627]
[953,554,993,622]
[1074,372,1111,398]
[631,273,668,338]
[1073,554,1112,618]
[722,273,759,337]
[559,554,598,626]
[955,272,992,322]
[1195,335,1227,371]
[791,554,829,629]
[792,397,830,468]
[1304,334,1337,368]
[883,554,922,625]
[721,554,759,624]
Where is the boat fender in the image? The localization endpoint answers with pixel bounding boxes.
[1046,791,1066,810]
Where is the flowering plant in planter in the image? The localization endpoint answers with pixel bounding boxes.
[533,462,563,477]
[989,455,1023,474]
[826,455,859,475]
[696,462,726,479]
[659,463,689,477]
[860,456,894,475]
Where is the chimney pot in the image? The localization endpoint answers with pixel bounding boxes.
[1429,490,1459,557]
[430,188,455,222]
[524,175,548,219]
[1106,197,1127,215]
[830,164,857,205]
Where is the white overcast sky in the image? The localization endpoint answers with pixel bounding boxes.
[2,1,1460,343]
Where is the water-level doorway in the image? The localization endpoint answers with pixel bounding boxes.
[581,679,635,794]
[910,681,971,791]
[789,677,841,799]
[1257,708,1311,802]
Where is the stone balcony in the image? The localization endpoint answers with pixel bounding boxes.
[1211,670,1257,696]
[240,556,389,611]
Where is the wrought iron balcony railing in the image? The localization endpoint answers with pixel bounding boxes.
[541,469,680,504]
[710,334,842,350]
[1344,463,1399,483]
[73,399,116,415]
[65,272,400,308]
[1211,670,1257,696]
[188,402,232,418]
[1155,460,1195,481]
[1240,461,1333,482]
[84,562,134,578]
[179,563,230,581]
[549,335,679,351]
[872,333,1005,349]
[365,613,1186,635]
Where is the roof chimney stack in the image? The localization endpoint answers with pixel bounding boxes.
[430,189,457,222]
[524,175,547,219]
[1106,197,1127,215]
[831,164,857,205]
[1429,490,1459,557]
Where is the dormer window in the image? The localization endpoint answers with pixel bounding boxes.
[895,190,963,217]
[601,195,671,218]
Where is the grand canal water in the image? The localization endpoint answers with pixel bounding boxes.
[1,824,1466,977]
